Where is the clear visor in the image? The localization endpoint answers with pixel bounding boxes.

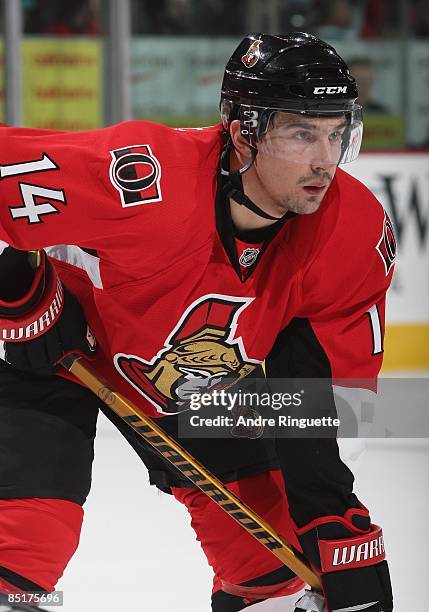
[245,106,363,165]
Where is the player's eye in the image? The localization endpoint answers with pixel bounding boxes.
[329,130,344,144]
[293,130,315,143]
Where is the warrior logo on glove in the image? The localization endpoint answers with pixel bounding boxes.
[114,294,259,415]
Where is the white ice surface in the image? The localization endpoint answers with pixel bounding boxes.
[46,414,429,612]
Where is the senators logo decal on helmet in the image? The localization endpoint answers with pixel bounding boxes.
[109,144,162,207]
[241,39,263,68]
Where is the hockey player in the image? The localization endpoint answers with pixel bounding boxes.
[0,33,394,611]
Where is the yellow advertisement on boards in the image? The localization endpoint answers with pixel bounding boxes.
[0,38,102,129]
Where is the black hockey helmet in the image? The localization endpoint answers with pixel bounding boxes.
[220,32,362,166]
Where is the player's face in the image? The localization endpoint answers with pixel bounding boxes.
[254,113,345,215]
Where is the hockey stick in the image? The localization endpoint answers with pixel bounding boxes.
[61,354,321,591]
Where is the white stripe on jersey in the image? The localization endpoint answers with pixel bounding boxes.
[46,245,103,289]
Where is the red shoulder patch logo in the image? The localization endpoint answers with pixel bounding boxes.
[241,39,263,69]
[109,144,162,207]
[376,213,396,275]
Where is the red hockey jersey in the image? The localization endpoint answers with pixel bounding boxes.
[0,121,395,417]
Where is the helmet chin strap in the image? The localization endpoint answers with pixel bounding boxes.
[220,140,283,222]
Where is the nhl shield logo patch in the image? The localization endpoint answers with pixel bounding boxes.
[239,247,260,267]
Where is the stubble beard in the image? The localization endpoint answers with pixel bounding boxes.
[273,193,323,216]
[269,172,333,216]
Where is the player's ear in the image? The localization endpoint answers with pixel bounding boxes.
[229,120,252,162]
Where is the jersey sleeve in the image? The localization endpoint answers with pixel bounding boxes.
[0,122,163,252]
[287,200,395,384]
[266,209,395,526]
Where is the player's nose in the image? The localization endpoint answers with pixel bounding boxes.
[309,137,337,173]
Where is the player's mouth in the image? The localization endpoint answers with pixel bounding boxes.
[302,183,328,195]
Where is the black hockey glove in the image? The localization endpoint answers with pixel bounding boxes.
[0,251,96,376]
[293,507,393,612]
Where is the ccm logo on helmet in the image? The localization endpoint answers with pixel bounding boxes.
[313,86,348,94]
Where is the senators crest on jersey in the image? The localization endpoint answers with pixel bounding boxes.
[109,144,162,207]
[114,295,259,415]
